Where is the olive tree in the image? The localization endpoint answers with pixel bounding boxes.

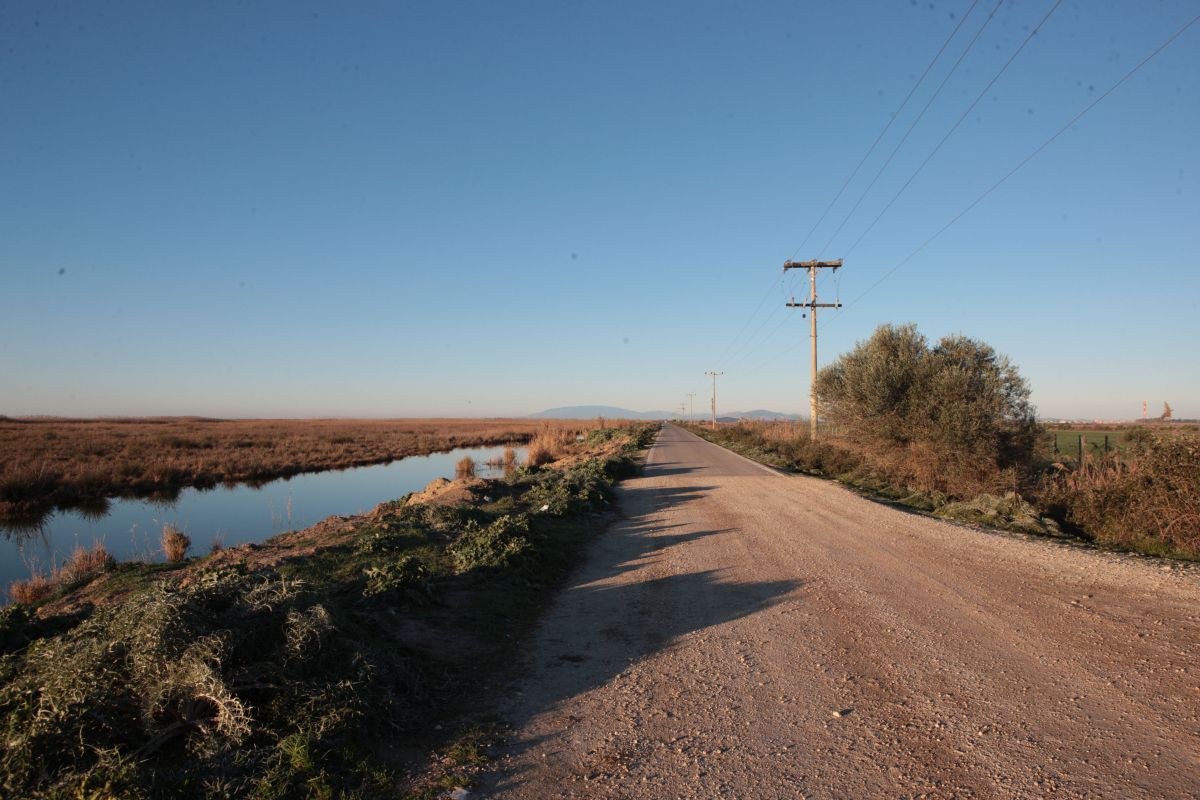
[815,323,1038,486]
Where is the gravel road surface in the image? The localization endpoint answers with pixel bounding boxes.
[480,423,1199,798]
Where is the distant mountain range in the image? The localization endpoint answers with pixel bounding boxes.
[530,405,800,421]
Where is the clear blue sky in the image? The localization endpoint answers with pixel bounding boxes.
[2,1,1197,420]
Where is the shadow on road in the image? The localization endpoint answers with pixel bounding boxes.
[485,473,801,794]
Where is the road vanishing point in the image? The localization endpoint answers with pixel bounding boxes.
[480,423,1199,799]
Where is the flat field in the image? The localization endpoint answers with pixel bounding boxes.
[1045,422,1197,460]
[0,417,591,521]
[1047,428,1130,458]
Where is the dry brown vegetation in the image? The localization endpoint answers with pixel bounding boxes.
[0,417,586,522]
[526,425,577,467]
[59,541,116,585]
[697,419,1200,560]
[161,523,191,562]
[7,541,115,606]
[1041,434,1200,557]
[455,456,476,479]
[7,574,53,606]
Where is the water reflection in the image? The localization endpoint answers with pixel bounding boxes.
[1,444,526,587]
[76,497,112,520]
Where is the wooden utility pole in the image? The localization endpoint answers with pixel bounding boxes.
[705,371,723,431]
[686,393,696,421]
[784,259,843,438]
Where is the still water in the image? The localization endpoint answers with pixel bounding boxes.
[1,444,525,588]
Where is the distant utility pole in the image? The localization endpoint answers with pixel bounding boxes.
[784,259,843,439]
[705,371,723,430]
[686,393,696,420]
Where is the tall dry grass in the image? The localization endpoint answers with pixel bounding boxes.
[8,574,53,606]
[455,457,476,479]
[59,542,116,585]
[161,524,191,562]
[7,541,115,606]
[526,426,576,467]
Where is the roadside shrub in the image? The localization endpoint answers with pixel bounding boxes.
[1041,434,1200,557]
[455,456,476,479]
[815,323,1038,494]
[161,523,191,562]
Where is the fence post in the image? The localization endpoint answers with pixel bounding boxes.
[1079,434,1086,467]
[1105,434,1109,454]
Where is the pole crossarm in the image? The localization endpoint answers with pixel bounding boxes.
[783,259,843,271]
[782,258,846,439]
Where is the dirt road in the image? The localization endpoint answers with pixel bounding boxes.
[481,424,1200,798]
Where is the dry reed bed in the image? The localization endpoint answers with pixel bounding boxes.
[0,417,589,521]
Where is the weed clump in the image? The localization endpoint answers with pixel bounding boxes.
[59,541,116,586]
[519,459,612,516]
[161,523,191,562]
[935,492,1052,535]
[363,555,436,604]
[455,456,476,480]
[8,574,53,607]
[449,515,532,573]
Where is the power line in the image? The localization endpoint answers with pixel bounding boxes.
[710,268,785,369]
[841,0,1066,259]
[827,10,1200,322]
[815,0,1006,259]
[705,1,987,381]
[717,6,1196,391]
[787,0,982,262]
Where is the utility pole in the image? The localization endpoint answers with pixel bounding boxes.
[686,393,696,421]
[705,371,723,431]
[784,259,843,438]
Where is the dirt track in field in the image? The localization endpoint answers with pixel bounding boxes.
[478,423,1200,799]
